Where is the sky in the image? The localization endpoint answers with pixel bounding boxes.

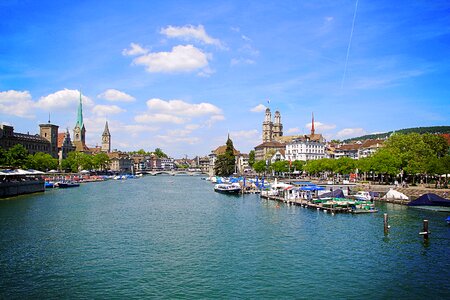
[1,0,449,158]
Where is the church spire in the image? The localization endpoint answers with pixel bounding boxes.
[76,91,84,128]
[311,112,315,136]
[103,120,110,136]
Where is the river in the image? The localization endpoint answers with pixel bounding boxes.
[0,175,449,299]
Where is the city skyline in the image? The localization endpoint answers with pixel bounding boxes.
[1,1,449,157]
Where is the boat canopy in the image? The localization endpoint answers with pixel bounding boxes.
[319,189,345,198]
[382,188,408,200]
[407,193,450,207]
[299,185,325,191]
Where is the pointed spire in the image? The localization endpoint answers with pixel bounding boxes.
[311,112,315,136]
[103,120,110,136]
[76,91,84,128]
[48,113,51,124]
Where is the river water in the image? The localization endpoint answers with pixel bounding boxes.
[0,176,449,299]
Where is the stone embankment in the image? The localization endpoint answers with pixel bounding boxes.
[359,183,449,202]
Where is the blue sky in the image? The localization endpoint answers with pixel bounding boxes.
[1,0,449,158]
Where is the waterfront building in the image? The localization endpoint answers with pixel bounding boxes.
[333,143,360,159]
[108,151,133,173]
[254,141,285,161]
[270,149,285,164]
[358,139,384,159]
[101,121,111,153]
[73,92,88,152]
[57,129,75,160]
[193,156,210,174]
[0,124,52,156]
[285,138,325,161]
[161,157,175,171]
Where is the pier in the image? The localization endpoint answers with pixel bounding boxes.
[260,194,371,214]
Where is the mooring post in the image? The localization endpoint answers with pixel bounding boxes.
[383,213,389,235]
[419,220,430,240]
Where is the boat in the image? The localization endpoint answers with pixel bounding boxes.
[56,181,80,188]
[407,193,450,212]
[214,183,241,194]
[446,216,450,225]
[354,191,372,201]
[45,181,55,188]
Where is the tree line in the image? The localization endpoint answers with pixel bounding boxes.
[250,133,450,185]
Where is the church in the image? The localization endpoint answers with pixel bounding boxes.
[72,92,111,153]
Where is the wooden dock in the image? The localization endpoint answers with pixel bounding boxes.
[260,194,378,214]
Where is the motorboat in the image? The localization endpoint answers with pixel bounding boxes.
[354,191,372,201]
[214,183,241,194]
[56,181,80,188]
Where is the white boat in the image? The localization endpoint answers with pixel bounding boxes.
[214,183,241,194]
[354,191,372,201]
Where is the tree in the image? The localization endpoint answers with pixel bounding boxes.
[92,153,110,170]
[26,152,58,171]
[6,144,29,168]
[270,160,288,174]
[370,148,401,182]
[214,137,236,176]
[0,147,7,165]
[291,160,305,172]
[334,157,356,175]
[154,148,168,158]
[253,160,267,174]
[248,150,255,167]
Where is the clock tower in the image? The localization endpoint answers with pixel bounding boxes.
[101,121,111,153]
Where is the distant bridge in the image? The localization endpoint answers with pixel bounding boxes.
[145,170,208,176]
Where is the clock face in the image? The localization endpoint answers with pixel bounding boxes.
[75,128,80,133]
[103,137,108,142]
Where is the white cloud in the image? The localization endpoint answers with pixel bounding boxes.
[132,45,210,73]
[160,25,223,48]
[305,121,336,131]
[146,98,222,117]
[336,128,367,138]
[205,114,225,127]
[230,129,259,139]
[0,90,35,118]
[250,104,266,113]
[97,89,135,102]
[36,89,93,111]
[92,105,126,116]
[185,124,200,130]
[122,43,148,56]
[135,113,187,124]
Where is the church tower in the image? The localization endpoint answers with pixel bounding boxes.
[101,121,111,153]
[39,117,59,158]
[262,108,273,143]
[73,91,87,151]
[272,110,283,140]
[311,112,315,136]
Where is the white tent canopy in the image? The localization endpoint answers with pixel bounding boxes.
[382,188,409,200]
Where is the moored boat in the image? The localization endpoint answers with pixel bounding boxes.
[56,181,80,188]
[214,183,241,194]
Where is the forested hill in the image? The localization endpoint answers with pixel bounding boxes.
[343,126,450,143]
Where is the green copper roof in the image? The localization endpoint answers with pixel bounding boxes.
[76,91,84,128]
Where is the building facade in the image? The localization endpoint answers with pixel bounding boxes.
[262,108,283,143]
[0,124,51,155]
[285,138,326,161]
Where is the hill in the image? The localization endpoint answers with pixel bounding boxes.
[343,126,450,143]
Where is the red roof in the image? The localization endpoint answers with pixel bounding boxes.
[57,133,65,148]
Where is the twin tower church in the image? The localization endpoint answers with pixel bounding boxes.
[71,92,111,153]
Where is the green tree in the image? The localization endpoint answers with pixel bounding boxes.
[291,160,305,172]
[370,148,401,182]
[248,150,255,167]
[214,137,236,176]
[270,160,288,174]
[334,157,356,175]
[26,152,58,171]
[253,160,267,175]
[92,153,110,170]
[6,144,29,168]
[154,148,168,158]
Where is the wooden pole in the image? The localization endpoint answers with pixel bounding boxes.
[383,213,389,235]
[419,220,430,240]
